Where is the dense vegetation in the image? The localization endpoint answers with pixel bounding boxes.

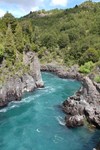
[0,1,100,82]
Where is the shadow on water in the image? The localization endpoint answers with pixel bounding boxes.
[82,129,100,150]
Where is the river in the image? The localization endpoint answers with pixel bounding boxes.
[0,72,100,150]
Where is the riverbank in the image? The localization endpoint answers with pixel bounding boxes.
[0,51,44,108]
[0,72,95,150]
[41,63,100,128]
[0,62,100,128]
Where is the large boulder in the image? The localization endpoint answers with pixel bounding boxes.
[62,98,84,116]
[65,115,84,127]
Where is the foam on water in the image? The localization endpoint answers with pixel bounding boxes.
[56,116,66,126]
[0,108,8,113]
[36,128,41,133]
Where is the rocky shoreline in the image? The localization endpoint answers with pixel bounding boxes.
[0,62,100,149]
[1,62,99,128]
[0,51,44,108]
[41,63,100,128]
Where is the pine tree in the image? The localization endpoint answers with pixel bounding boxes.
[15,23,24,53]
[4,24,16,62]
[2,12,17,32]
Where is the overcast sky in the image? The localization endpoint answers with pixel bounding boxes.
[0,0,100,18]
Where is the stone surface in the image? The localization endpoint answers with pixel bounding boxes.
[22,73,36,92]
[63,76,100,128]
[31,55,44,87]
[65,115,84,127]
[0,52,44,107]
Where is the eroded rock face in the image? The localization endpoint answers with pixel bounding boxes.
[41,64,82,80]
[63,76,100,128]
[22,74,36,92]
[0,52,44,107]
[30,55,44,87]
[24,51,44,87]
[0,77,22,107]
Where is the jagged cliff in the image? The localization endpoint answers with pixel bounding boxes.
[0,51,44,108]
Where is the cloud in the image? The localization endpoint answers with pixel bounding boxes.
[0,0,44,10]
[0,0,45,17]
[0,9,5,17]
[51,0,68,7]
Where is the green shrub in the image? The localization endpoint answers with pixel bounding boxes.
[94,75,100,83]
[79,61,94,74]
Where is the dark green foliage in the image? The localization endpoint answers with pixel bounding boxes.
[4,24,16,62]
[58,33,69,48]
[15,23,24,52]
[41,32,58,49]
[2,12,17,32]
[0,44,4,63]
[79,48,99,64]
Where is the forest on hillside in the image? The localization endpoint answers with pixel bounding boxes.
[0,1,100,82]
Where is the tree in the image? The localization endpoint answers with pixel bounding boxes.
[79,48,99,64]
[41,32,58,49]
[68,28,79,42]
[0,44,4,63]
[2,12,17,32]
[15,23,24,52]
[32,26,40,45]
[21,20,33,45]
[58,33,69,48]
[4,24,16,62]
[21,20,32,36]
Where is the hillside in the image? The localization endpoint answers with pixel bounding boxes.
[20,1,100,65]
[0,0,100,83]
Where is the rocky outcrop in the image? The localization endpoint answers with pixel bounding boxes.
[63,76,100,128]
[41,63,82,80]
[0,51,44,108]
[22,73,36,92]
[23,51,44,88]
[93,82,100,93]
[30,54,44,87]
[41,64,100,128]
[0,77,22,107]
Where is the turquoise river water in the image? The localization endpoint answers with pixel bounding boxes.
[0,72,100,150]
